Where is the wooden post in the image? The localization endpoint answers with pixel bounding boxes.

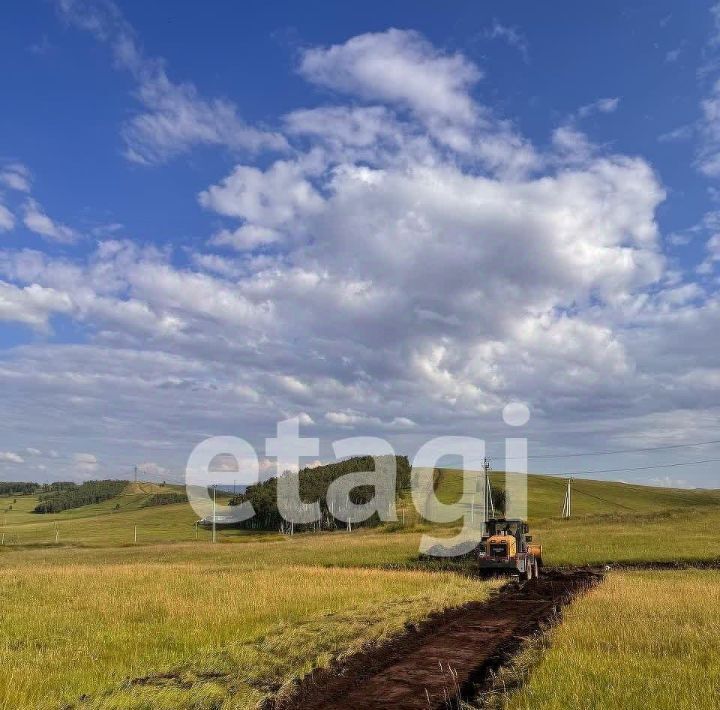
[212,486,217,544]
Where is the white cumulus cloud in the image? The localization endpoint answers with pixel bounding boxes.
[299,28,482,125]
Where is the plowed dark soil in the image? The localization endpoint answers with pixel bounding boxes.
[268,568,601,710]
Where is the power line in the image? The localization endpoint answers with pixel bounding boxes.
[9,440,720,488]
[542,473,638,514]
[177,447,711,490]
[499,457,720,479]
[571,483,636,511]
[560,457,720,478]
[16,434,720,481]
[498,437,720,461]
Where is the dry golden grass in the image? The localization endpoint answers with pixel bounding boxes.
[3,476,720,709]
[0,543,498,709]
[499,571,720,710]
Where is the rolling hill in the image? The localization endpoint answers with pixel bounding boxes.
[1,470,718,565]
[432,468,720,518]
[0,481,235,546]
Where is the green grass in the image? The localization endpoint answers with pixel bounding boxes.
[429,470,720,566]
[497,571,720,710]
[3,473,720,566]
[0,484,235,546]
[433,469,720,518]
[0,542,499,709]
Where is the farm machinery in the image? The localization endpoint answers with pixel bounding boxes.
[476,518,543,580]
[419,517,543,580]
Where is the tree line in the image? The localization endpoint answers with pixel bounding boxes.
[229,455,412,532]
[33,480,129,514]
[0,482,38,496]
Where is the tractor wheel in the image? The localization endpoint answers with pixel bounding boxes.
[525,562,533,581]
[533,559,540,579]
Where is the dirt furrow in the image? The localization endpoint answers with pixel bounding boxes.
[267,568,601,710]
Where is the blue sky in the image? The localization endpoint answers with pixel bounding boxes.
[1,1,710,253]
[1,0,720,488]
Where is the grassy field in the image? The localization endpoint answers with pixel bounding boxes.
[430,470,720,566]
[3,472,720,566]
[1,474,719,708]
[494,571,720,710]
[0,483,235,546]
[0,543,498,709]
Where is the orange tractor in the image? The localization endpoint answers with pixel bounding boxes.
[476,518,542,580]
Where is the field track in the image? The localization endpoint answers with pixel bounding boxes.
[269,568,601,710]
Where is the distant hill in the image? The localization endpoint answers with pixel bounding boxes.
[3,466,718,552]
[431,469,720,520]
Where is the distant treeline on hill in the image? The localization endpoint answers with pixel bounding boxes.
[33,480,128,514]
[228,455,411,532]
[0,482,39,496]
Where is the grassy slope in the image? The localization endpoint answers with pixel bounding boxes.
[501,571,720,710]
[0,483,234,546]
[3,472,720,564]
[432,469,720,517]
[429,470,720,565]
[0,543,498,709]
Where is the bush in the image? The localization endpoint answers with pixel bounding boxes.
[492,488,506,515]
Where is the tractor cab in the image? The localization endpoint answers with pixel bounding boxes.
[483,518,529,548]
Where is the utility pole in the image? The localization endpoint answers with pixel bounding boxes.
[486,476,495,519]
[483,458,494,521]
[212,485,217,543]
[134,465,138,483]
[562,477,573,519]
